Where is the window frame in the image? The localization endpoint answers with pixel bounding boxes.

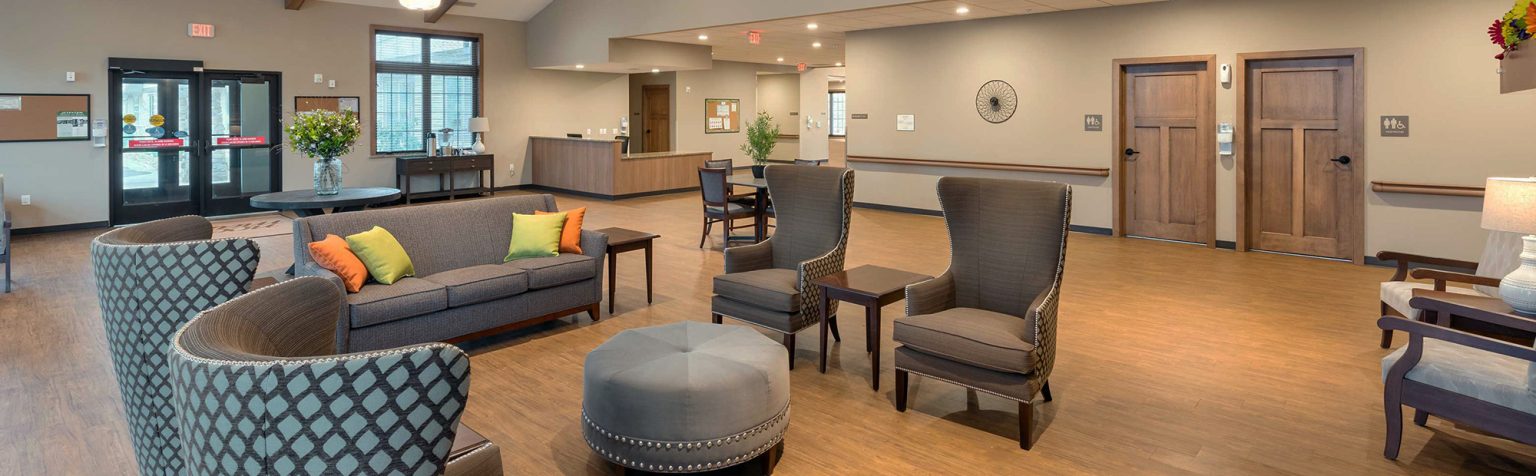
[369,25,484,157]
[828,90,847,137]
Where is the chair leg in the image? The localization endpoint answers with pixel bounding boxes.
[1041,381,1052,402]
[783,332,796,370]
[711,313,723,324]
[1384,390,1404,460]
[1019,400,1035,450]
[894,369,909,412]
[828,314,841,342]
[724,217,733,248]
[1413,409,1429,427]
[699,218,710,248]
[1380,302,1392,349]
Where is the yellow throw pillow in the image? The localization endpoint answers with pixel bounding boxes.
[345,226,415,285]
[506,212,567,261]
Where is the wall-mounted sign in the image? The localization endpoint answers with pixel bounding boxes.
[217,136,267,146]
[896,114,915,131]
[747,31,762,45]
[0,96,20,111]
[850,113,868,120]
[704,98,740,133]
[797,62,807,72]
[1380,116,1409,137]
[188,23,216,38]
[1084,114,1103,132]
[128,138,185,148]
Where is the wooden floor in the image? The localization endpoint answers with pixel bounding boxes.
[4,190,1535,475]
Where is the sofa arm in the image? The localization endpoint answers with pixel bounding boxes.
[297,261,346,294]
[581,229,609,301]
[905,272,955,317]
[724,239,774,274]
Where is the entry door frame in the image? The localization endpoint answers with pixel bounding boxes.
[1235,48,1365,264]
[1111,54,1218,248]
[641,84,671,153]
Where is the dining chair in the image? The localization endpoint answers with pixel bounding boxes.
[699,167,758,248]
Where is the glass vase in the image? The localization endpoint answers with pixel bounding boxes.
[314,157,343,195]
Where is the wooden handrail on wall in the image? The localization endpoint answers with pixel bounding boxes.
[1370,181,1485,197]
[846,155,1110,177]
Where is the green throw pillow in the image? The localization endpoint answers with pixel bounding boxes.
[506,212,567,261]
[345,226,415,285]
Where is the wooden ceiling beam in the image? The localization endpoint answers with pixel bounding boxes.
[285,0,306,10]
[424,0,459,23]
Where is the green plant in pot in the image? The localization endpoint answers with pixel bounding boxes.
[740,112,780,178]
[285,109,361,195]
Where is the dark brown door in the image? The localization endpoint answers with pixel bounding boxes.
[642,85,670,152]
[1242,52,1362,261]
[1119,61,1214,245]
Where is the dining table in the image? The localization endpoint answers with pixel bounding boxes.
[726,174,771,242]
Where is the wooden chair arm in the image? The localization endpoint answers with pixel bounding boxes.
[1408,296,1536,334]
[1375,251,1479,282]
[1378,316,1536,363]
[1408,268,1501,291]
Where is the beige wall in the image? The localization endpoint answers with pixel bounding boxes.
[798,67,845,161]
[675,61,794,167]
[756,73,800,162]
[847,0,1531,261]
[0,0,627,229]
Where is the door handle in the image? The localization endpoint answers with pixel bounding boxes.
[1124,148,1140,160]
[1331,155,1352,165]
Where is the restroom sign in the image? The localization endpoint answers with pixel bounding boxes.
[1380,116,1409,137]
[1084,114,1103,132]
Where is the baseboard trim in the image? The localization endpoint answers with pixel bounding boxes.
[13,221,110,236]
[524,185,699,200]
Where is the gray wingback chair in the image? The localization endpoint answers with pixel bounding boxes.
[892,177,1071,450]
[90,215,260,474]
[169,277,502,475]
[1,174,10,293]
[711,165,854,369]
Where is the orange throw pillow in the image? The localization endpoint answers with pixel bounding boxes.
[308,234,369,293]
[536,207,585,254]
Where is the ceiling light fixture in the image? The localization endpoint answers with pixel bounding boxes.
[575,64,585,69]
[400,0,441,10]
[835,62,843,67]
[807,23,818,30]
[812,41,822,48]
[698,33,709,41]
[776,57,784,62]
[651,68,661,73]
[956,5,970,14]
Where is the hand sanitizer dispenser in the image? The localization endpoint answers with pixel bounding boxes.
[1217,122,1234,156]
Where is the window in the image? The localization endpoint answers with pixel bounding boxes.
[373,29,481,154]
[829,91,846,137]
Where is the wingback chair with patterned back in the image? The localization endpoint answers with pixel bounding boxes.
[169,277,502,475]
[1,174,10,293]
[711,165,854,369]
[1376,231,1525,348]
[892,177,1071,450]
[89,215,260,474]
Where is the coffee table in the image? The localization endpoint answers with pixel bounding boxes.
[250,187,401,217]
[594,227,659,314]
[812,264,932,390]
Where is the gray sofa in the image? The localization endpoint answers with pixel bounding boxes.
[294,194,607,352]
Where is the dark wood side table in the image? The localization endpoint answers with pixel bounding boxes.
[594,227,660,314]
[812,265,932,390]
[1411,289,1536,346]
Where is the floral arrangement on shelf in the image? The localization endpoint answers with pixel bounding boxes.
[285,110,362,160]
[1490,0,1536,59]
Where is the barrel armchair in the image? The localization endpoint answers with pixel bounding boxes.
[712,165,854,369]
[169,277,502,475]
[90,215,260,474]
[1376,231,1524,348]
[893,177,1071,450]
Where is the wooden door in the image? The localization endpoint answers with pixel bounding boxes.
[642,85,670,152]
[1240,51,1363,262]
[1117,59,1214,245]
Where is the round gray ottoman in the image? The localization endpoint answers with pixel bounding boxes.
[583,321,790,473]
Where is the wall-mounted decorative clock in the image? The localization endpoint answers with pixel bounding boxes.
[975,80,1017,124]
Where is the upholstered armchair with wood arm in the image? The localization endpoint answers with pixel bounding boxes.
[892,177,1071,450]
[711,165,854,369]
[169,277,502,476]
[1379,296,1536,461]
[1376,231,1524,348]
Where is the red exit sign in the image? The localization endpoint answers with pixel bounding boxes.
[188,23,216,38]
[747,30,761,45]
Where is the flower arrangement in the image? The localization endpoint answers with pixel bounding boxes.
[1490,0,1536,59]
[285,110,362,160]
[740,112,780,167]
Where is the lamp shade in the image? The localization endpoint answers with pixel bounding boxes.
[1482,177,1536,234]
[469,117,490,133]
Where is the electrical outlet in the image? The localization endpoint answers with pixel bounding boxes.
[20,195,31,205]
[508,163,516,176]
[328,79,336,88]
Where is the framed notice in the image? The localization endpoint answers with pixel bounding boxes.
[0,93,92,143]
[704,98,740,134]
[294,96,361,115]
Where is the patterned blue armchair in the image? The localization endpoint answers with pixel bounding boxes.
[90,215,259,474]
[169,277,499,475]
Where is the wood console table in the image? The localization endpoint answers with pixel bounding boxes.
[395,154,495,204]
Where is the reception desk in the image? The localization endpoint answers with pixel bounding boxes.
[529,136,711,198]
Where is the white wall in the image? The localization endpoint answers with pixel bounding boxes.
[0,0,627,229]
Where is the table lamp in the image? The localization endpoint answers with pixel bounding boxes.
[470,117,490,154]
[1482,177,1536,314]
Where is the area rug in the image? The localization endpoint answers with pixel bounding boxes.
[210,213,292,240]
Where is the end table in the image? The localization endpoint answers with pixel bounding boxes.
[594,227,660,314]
[811,265,932,390]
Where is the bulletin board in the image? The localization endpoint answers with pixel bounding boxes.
[0,93,91,143]
[294,96,361,114]
[704,98,740,134]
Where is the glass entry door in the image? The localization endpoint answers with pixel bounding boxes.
[109,66,281,225]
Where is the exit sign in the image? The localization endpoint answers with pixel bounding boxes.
[188,23,216,38]
[747,31,761,45]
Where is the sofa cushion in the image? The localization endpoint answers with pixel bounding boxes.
[421,265,529,308]
[893,307,1035,375]
[504,254,596,289]
[348,277,448,328]
[713,268,800,313]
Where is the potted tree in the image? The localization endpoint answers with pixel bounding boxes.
[740,112,780,178]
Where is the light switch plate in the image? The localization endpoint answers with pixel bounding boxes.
[314,74,323,83]
[66,72,76,82]
[327,80,336,88]
[20,195,31,206]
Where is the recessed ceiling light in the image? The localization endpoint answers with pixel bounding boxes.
[776,57,784,62]
[835,62,843,67]
[812,41,822,48]
[575,64,585,69]
[651,68,661,73]
[956,5,970,14]
[698,33,709,41]
[807,23,818,30]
